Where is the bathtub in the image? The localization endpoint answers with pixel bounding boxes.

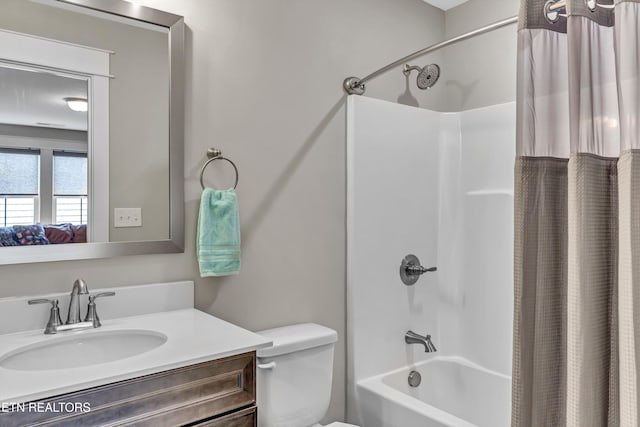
[355,357,511,427]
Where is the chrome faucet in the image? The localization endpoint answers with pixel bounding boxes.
[405,330,437,352]
[67,278,89,324]
[28,279,115,334]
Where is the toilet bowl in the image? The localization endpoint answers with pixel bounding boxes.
[256,323,359,427]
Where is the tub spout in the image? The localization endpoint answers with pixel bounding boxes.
[405,330,437,353]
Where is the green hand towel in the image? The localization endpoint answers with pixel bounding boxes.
[197,188,240,277]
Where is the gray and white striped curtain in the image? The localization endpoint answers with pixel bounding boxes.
[512,0,640,426]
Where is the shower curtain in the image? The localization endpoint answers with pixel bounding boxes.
[512,0,640,426]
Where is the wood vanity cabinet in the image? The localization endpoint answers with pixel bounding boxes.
[0,352,257,427]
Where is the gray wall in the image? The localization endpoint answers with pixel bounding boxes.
[0,0,445,422]
[443,0,520,111]
[0,0,169,242]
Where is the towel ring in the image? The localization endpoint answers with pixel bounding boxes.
[199,148,239,190]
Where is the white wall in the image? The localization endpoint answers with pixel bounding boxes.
[346,96,515,422]
[0,0,447,422]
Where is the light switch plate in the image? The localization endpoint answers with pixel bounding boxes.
[114,208,142,227]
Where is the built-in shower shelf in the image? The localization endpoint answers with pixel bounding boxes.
[466,190,514,197]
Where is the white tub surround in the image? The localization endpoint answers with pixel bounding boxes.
[0,281,271,403]
[346,96,514,426]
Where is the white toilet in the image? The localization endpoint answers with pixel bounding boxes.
[257,323,359,427]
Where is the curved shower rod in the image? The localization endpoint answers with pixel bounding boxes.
[343,15,518,96]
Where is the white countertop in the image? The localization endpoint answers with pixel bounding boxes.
[0,308,272,403]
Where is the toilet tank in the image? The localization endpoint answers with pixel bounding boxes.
[257,323,338,427]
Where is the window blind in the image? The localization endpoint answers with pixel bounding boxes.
[53,151,87,196]
[0,148,40,196]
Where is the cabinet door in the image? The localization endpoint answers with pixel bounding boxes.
[0,352,256,427]
[192,407,256,427]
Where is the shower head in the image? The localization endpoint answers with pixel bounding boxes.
[403,63,440,90]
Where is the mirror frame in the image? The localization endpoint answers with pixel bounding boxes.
[1,0,184,265]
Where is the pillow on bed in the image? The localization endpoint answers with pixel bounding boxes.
[71,224,87,243]
[12,224,49,245]
[0,227,17,246]
[44,223,74,244]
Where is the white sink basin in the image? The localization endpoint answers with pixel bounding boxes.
[0,329,167,371]
[0,307,272,404]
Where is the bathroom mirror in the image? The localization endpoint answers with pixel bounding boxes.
[0,0,184,264]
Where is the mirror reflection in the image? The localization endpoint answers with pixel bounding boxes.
[0,65,89,247]
[0,0,171,248]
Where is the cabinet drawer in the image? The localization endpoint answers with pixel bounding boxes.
[192,407,256,427]
[0,352,256,427]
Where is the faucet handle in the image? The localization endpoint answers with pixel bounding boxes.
[28,298,57,306]
[28,298,63,334]
[90,292,116,301]
[84,291,115,327]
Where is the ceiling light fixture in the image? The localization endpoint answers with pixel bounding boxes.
[64,97,88,112]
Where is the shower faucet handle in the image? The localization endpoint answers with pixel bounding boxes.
[405,265,437,274]
[400,254,437,286]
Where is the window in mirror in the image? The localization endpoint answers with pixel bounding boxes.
[0,147,90,229]
[0,149,40,226]
[53,152,88,225]
[0,198,37,227]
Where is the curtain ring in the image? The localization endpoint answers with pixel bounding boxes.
[586,0,615,11]
[544,0,567,23]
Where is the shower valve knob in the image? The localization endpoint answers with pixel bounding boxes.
[405,265,437,275]
[400,254,437,286]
